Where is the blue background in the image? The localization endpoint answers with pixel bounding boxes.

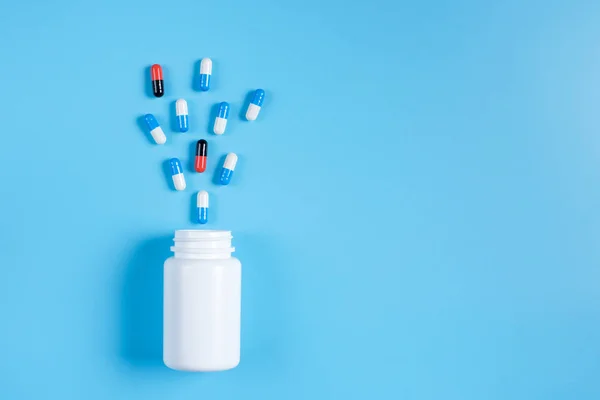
[1,0,600,398]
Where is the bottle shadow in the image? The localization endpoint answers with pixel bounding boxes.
[234,233,286,372]
[119,236,171,369]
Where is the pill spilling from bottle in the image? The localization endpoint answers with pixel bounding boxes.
[151,64,164,98]
[246,89,264,121]
[199,58,212,91]
[195,139,207,173]
[220,153,238,185]
[169,158,186,191]
[144,114,166,144]
[197,191,209,224]
[175,99,189,132]
[138,61,271,226]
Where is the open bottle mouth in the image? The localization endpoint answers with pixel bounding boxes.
[171,230,235,256]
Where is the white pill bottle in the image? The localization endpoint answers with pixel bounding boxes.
[163,230,242,371]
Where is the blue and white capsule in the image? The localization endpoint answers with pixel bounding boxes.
[175,99,189,132]
[144,114,166,144]
[213,102,230,135]
[196,190,209,224]
[245,89,265,121]
[169,158,186,191]
[199,58,212,91]
[219,153,238,185]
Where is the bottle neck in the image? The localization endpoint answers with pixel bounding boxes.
[171,230,235,260]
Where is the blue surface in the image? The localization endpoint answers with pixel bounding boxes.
[0,0,600,399]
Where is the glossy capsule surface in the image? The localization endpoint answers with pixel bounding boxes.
[197,191,209,224]
[175,99,189,132]
[194,140,207,173]
[199,58,212,91]
[169,158,186,191]
[219,153,237,185]
[144,114,166,144]
[150,64,164,97]
[245,89,265,121]
[213,102,229,135]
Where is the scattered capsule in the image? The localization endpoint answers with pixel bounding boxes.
[246,89,265,121]
[175,99,189,132]
[213,102,229,135]
[169,158,186,191]
[220,153,238,185]
[195,139,207,173]
[199,58,212,91]
[150,64,164,97]
[144,114,166,144]
[197,191,209,224]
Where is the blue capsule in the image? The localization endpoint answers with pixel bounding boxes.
[197,191,209,224]
[169,158,186,191]
[199,58,212,91]
[220,153,238,185]
[175,99,189,132]
[251,89,265,106]
[213,102,229,135]
[245,89,265,121]
[218,102,229,118]
[144,114,166,144]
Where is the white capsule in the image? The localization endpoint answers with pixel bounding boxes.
[245,104,259,121]
[223,153,238,170]
[220,153,238,185]
[173,174,186,191]
[199,58,212,91]
[245,89,265,121]
[213,102,230,135]
[214,118,226,134]
[176,99,188,115]
[144,114,166,144]
[197,190,209,224]
[197,190,209,207]
[150,127,166,144]
[169,158,186,191]
[200,58,212,74]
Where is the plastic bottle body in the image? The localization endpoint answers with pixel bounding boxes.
[163,230,241,372]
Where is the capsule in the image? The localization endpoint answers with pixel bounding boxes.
[199,58,212,91]
[169,158,186,191]
[213,102,229,135]
[150,64,164,97]
[219,153,238,185]
[194,139,207,173]
[175,99,189,132]
[144,114,166,144]
[246,89,265,121]
[197,191,209,224]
